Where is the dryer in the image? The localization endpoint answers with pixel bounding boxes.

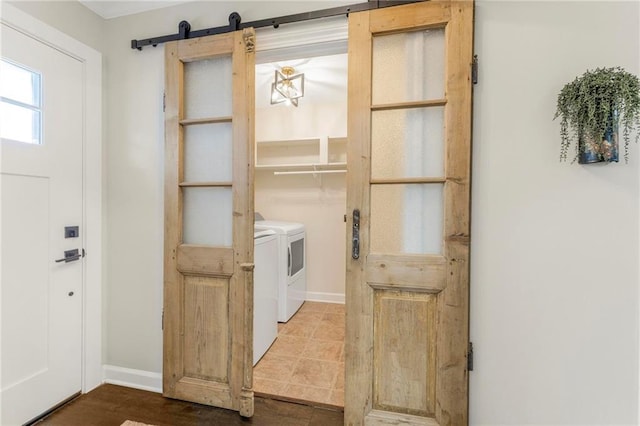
[254,220,306,322]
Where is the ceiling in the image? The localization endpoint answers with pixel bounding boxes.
[79,0,193,19]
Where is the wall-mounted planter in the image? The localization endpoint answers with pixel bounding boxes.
[555,67,639,163]
[578,112,619,164]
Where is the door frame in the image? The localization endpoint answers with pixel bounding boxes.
[0,2,103,403]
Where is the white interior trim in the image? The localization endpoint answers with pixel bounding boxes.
[103,365,162,394]
[255,16,348,63]
[0,3,103,395]
[305,291,345,305]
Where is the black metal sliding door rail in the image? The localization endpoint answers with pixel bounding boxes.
[131,0,423,50]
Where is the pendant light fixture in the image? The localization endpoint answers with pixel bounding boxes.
[271,66,305,107]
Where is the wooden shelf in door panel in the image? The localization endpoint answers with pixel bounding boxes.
[180,116,233,125]
[255,137,347,148]
[256,137,320,147]
[255,162,347,172]
[370,177,446,185]
[370,99,447,111]
[179,181,232,187]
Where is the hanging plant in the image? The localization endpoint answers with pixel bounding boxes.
[554,67,640,163]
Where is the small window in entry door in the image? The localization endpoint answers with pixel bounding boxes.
[0,59,42,144]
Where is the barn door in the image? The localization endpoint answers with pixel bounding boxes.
[163,28,256,416]
[345,2,473,425]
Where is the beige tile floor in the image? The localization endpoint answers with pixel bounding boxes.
[253,301,345,407]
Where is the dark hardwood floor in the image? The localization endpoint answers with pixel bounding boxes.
[35,384,343,426]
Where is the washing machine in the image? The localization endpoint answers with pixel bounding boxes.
[254,220,306,322]
[253,229,278,365]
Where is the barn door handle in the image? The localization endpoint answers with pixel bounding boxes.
[352,209,360,260]
[55,248,83,263]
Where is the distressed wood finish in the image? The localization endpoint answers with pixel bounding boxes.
[369,177,447,185]
[163,39,184,402]
[371,99,447,111]
[240,263,255,417]
[345,2,473,425]
[178,181,233,187]
[345,9,373,426]
[233,28,256,418]
[366,254,446,292]
[183,276,229,381]
[437,3,473,425]
[177,34,235,62]
[373,292,436,416]
[176,245,234,276]
[368,1,450,34]
[163,28,255,417]
[365,410,440,426]
[180,116,233,125]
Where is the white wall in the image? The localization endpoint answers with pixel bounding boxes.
[470,1,639,424]
[7,0,105,53]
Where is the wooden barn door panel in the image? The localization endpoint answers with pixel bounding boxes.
[345,2,473,425]
[163,29,256,416]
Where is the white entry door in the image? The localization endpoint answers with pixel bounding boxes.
[1,22,84,425]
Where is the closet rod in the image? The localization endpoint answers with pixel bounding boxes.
[131,0,422,50]
[273,170,347,176]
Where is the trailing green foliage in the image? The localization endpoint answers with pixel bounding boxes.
[554,67,640,162]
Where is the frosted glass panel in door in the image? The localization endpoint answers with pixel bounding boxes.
[370,184,443,254]
[183,123,232,182]
[372,29,445,104]
[371,107,444,179]
[183,187,232,246]
[184,57,232,118]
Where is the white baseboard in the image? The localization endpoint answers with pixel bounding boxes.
[103,365,162,394]
[305,291,345,304]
